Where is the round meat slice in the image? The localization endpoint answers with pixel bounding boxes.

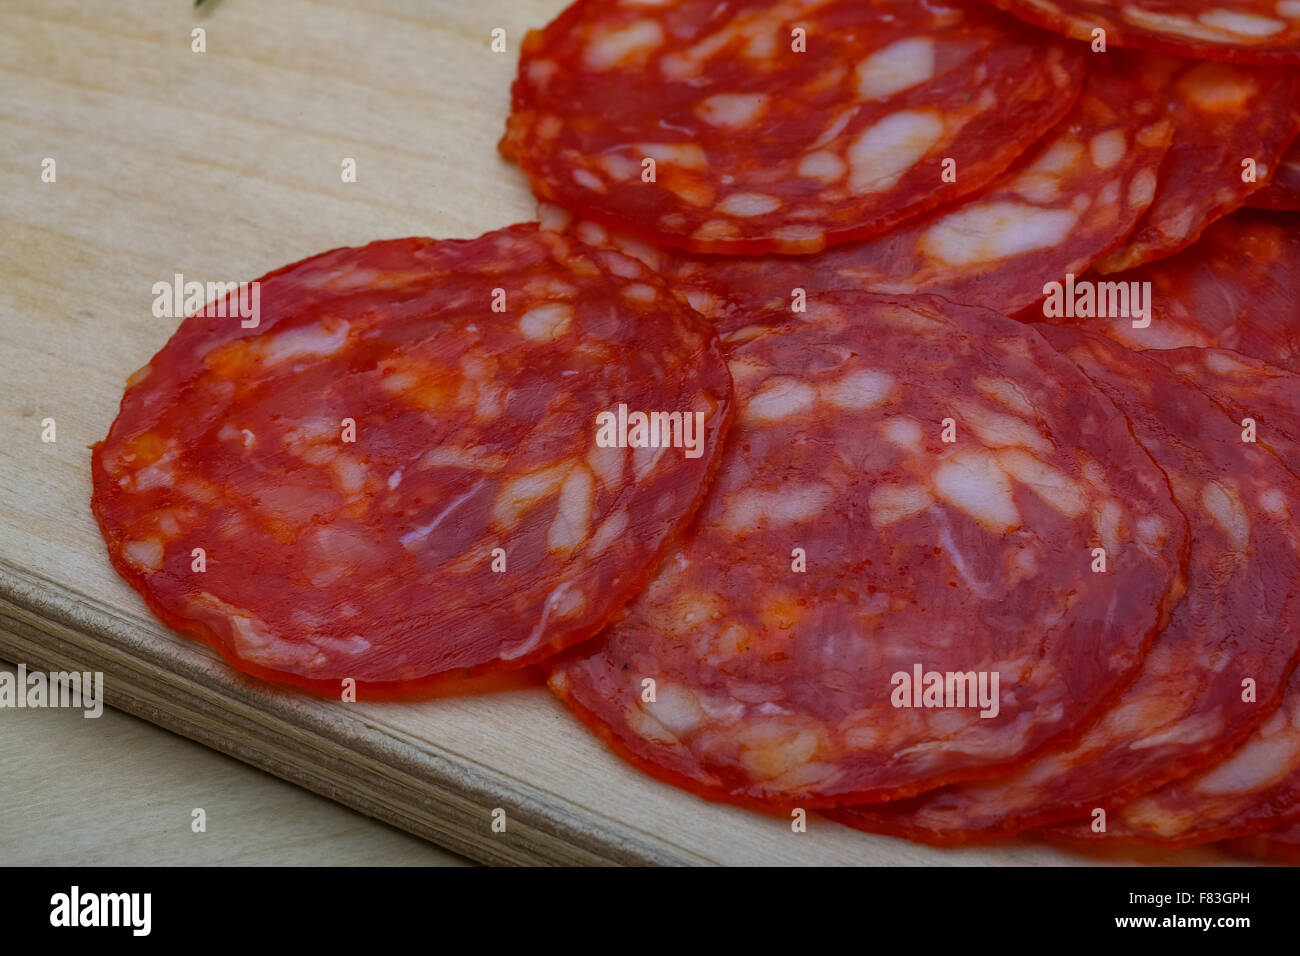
[1044,209,1300,373]
[1094,56,1300,273]
[986,0,1300,65]
[1032,343,1300,848]
[503,0,1085,254]
[545,53,1170,325]
[830,332,1300,844]
[91,225,733,696]
[546,292,1186,809]
[1222,821,1300,860]
[1247,138,1300,210]
[1046,668,1300,847]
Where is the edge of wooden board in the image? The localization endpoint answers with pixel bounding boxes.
[0,559,709,866]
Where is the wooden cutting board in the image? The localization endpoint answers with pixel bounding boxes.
[0,0,1237,866]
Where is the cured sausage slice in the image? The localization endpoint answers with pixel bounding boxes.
[831,332,1300,844]
[1223,821,1300,860]
[1094,56,1300,273]
[1047,668,1300,847]
[1247,138,1300,210]
[1033,339,1300,849]
[91,226,733,696]
[546,292,1185,809]
[985,0,1300,65]
[546,55,1170,324]
[503,0,1085,254]
[1044,209,1300,373]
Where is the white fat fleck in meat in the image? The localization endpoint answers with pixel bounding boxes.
[931,450,1021,533]
[582,19,665,71]
[695,92,767,128]
[1011,140,1084,203]
[920,202,1079,267]
[331,456,368,498]
[868,484,933,528]
[733,718,827,782]
[1280,0,1300,18]
[1190,731,1298,795]
[598,152,641,182]
[1136,514,1170,548]
[1179,62,1260,112]
[499,580,585,661]
[635,142,708,170]
[1088,130,1127,171]
[419,446,507,472]
[996,448,1088,518]
[572,168,606,193]
[1094,498,1124,557]
[797,150,846,183]
[720,484,834,534]
[973,376,1037,418]
[518,302,573,341]
[1198,8,1287,36]
[956,400,1053,455]
[260,318,350,365]
[588,508,629,556]
[1258,487,1290,519]
[492,462,569,528]
[854,37,937,100]
[847,109,945,194]
[548,466,594,553]
[880,416,924,451]
[401,479,485,550]
[387,469,403,490]
[1128,167,1158,208]
[1201,480,1251,551]
[744,376,816,422]
[621,282,658,303]
[717,192,782,218]
[820,368,895,410]
[647,683,707,736]
[587,441,625,489]
[123,537,165,573]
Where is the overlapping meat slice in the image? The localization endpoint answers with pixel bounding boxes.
[831,331,1300,844]
[985,0,1300,65]
[546,292,1185,809]
[1034,341,1300,848]
[503,0,1084,254]
[1044,209,1300,373]
[1094,55,1300,273]
[91,226,733,695]
[545,54,1171,324]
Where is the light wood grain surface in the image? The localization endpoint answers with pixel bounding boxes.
[0,663,470,865]
[0,0,1242,866]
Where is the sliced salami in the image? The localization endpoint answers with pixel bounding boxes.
[548,55,1170,324]
[503,0,1085,254]
[546,292,1185,809]
[1094,56,1300,273]
[91,226,733,695]
[1033,338,1300,849]
[1045,209,1300,373]
[1047,668,1300,847]
[1247,138,1300,210]
[986,0,1300,65]
[831,332,1300,844]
